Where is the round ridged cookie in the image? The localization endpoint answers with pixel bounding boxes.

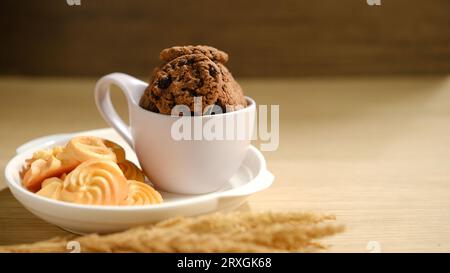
[118,160,145,182]
[103,139,126,163]
[60,159,128,206]
[121,180,163,206]
[140,54,224,115]
[160,45,229,64]
[65,136,118,163]
[36,177,63,200]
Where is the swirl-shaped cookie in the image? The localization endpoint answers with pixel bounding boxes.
[22,147,78,192]
[65,136,118,163]
[118,160,145,182]
[36,177,63,200]
[121,180,163,206]
[60,159,128,206]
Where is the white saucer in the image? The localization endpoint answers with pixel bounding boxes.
[4,128,274,234]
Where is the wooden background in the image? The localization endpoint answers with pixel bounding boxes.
[0,0,449,78]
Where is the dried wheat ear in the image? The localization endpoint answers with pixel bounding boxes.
[0,211,344,253]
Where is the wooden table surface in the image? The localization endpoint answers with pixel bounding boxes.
[1,76,450,252]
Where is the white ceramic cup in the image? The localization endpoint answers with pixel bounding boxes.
[95,73,255,194]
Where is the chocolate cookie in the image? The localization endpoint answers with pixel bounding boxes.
[160,45,229,64]
[140,54,224,115]
[216,63,247,110]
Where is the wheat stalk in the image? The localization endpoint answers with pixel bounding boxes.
[0,211,344,253]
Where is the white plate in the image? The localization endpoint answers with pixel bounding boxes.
[4,128,274,234]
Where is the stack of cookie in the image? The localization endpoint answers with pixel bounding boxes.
[139,45,247,115]
[20,136,163,206]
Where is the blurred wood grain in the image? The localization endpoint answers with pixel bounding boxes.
[0,0,449,77]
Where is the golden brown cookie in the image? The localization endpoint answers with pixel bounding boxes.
[121,180,163,206]
[60,159,128,206]
[118,160,145,182]
[36,177,63,200]
[103,139,126,163]
[65,136,118,163]
[22,147,78,192]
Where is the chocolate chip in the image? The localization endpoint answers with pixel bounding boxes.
[209,66,217,77]
[187,58,195,65]
[158,76,172,89]
[182,88,197,96]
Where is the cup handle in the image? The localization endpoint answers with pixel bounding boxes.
[94,73,146,147]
